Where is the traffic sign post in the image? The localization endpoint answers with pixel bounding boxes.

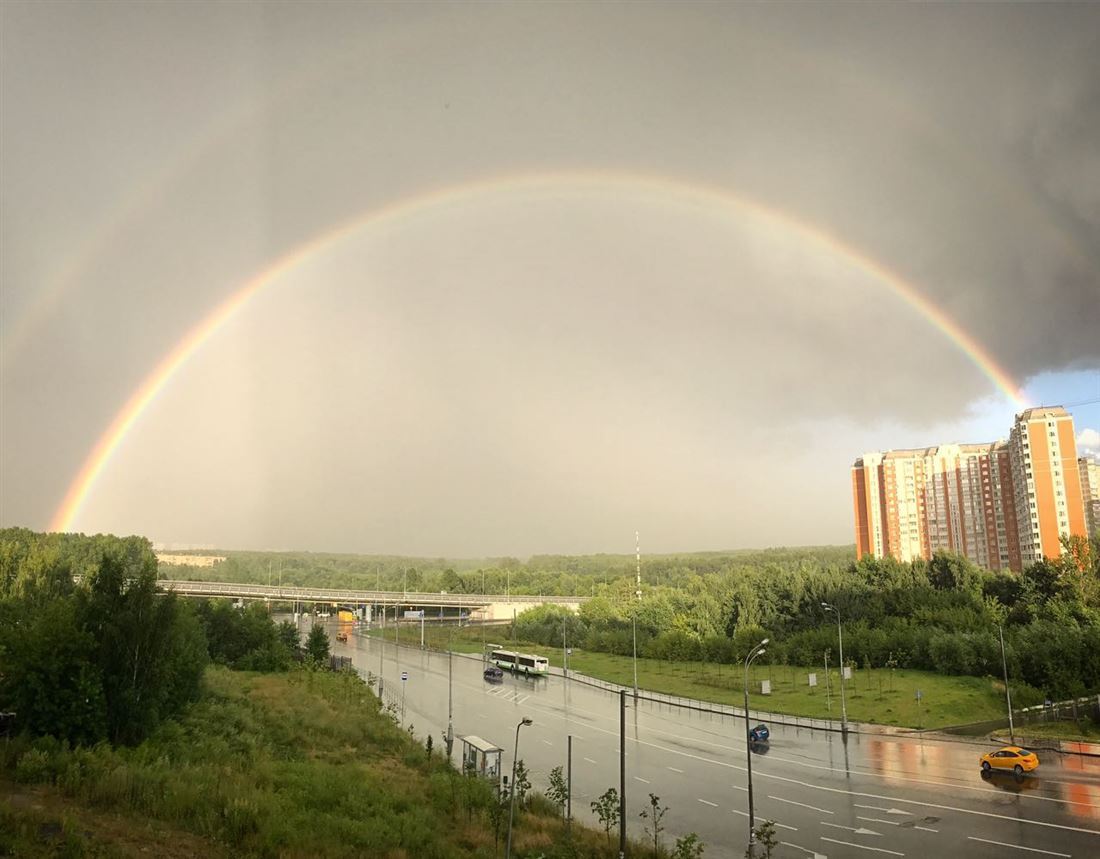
[401,671,408,723]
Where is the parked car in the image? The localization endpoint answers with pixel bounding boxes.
[335,632,348,643]
[484,666,504,682]
[980,746,1039,775]
[749,723,770,742]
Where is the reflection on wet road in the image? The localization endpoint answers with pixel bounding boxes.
[323,622,1100,858]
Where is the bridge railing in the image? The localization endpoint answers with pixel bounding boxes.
[157,579,587,607]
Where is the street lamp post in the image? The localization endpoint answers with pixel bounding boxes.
[998,623,1015,744]
[505,717,533,859]
[822,602,848,734]
[743,637,768,854]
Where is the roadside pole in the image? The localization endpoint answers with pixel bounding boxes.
[619,690,626,859]
[566,734,572,833]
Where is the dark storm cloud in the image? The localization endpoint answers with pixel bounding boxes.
[1,1,1097,550]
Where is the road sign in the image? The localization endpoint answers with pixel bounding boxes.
[915,689,922,700]
[808,672,818,687]
[401,671,408,682]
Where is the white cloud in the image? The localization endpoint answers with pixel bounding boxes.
[1078,428,1100,458]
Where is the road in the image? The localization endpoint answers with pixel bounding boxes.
[328,623,1100,858]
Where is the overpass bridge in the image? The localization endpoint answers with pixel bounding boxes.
[158,579,587,622]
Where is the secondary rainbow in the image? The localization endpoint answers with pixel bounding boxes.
[48,169,1027,533]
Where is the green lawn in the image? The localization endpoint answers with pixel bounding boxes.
[4,665,679,858]
[369,623,1013,730]
[1009,719,1100,744]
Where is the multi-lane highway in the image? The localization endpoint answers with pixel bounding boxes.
[329,625,1100,859]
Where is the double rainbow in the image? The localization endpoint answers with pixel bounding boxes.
[48,170,1026,533]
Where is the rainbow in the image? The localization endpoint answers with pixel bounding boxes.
[48,169,1027,533]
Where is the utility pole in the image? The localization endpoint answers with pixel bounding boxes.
[566,734,573,833]
[447,650,454,758]
[619,689,627,859]
[999,624,1015,744]
[822,603,848,734]
[633,530,641,698]
[743,638,768,855]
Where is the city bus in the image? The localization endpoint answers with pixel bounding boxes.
[487,648,549,677]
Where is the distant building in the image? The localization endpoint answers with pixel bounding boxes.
[1080,455,1100,537]
[852,406,1086,571]
[156,553,226,568]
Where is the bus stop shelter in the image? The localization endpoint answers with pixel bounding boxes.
[459,735,503,790]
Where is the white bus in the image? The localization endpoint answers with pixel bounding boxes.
[488,648,549,677]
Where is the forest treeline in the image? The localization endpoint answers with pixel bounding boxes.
[161,543,855,596]
[511,535,1100,702]
[0,527,328,745]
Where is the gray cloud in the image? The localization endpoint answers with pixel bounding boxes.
[1,1,1097,552]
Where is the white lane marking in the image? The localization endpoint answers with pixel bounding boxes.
[541,739,553,746]
[477,713,487,719]
[698,799,718,807]
[821,837,904,856]
[727,810,796,831]
[583,757,598,765]
[436,666,1100,834]
[731,784,747,792]
[516,694,530,705]
[966,837,1070,858]
[768,795,834,815]
[780,842,828,859]
[667,766,684,773]
[634,776,650,784]
[854,804,910,816]
[857,816,938,833]
[823,821,881,837]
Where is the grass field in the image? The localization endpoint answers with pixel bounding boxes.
[1009,718,1100,744]
[367,623,1016,730]
[1,666,692,858]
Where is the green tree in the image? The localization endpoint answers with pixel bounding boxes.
[672,832,705,859]
[512,759,531,807]
[306,624,330,666]
[639,792,668,855]
[546,765,569,820]
[591,787,619,847]
[745,820,777,858]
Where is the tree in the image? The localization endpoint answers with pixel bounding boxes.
[306,624,330,666]
[277,620,301,657]
[513,759,531,807]
[639,792,668,855]
[672,832,705,859]
[591,787,619,847]
[745,820,777,858]
[546,765,569,820]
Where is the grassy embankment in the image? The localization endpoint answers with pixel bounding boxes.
[367,623,1014,729]
[1007,718,1100,744]
[1,666,665,858]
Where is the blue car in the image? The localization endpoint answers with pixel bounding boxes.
[749,724,770,742]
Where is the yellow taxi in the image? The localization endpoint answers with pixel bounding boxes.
[980,746,1039,775]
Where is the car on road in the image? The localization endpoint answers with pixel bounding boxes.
[980,746,1039,775]
[749,723,770,742]
[335,632,348,643]
[483,666,504,682]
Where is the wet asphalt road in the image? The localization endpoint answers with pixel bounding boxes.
[328,625,1100,859]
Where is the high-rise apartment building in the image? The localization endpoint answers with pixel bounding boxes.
[852,406,1085,571]
[1079,455,1100,537]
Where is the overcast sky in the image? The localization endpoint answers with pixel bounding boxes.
[2,2,1098,556]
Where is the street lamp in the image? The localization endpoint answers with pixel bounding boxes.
[505,717,533,859]
[743,637,768,853]
[821,602,848,734]
[998,623,1015,744]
